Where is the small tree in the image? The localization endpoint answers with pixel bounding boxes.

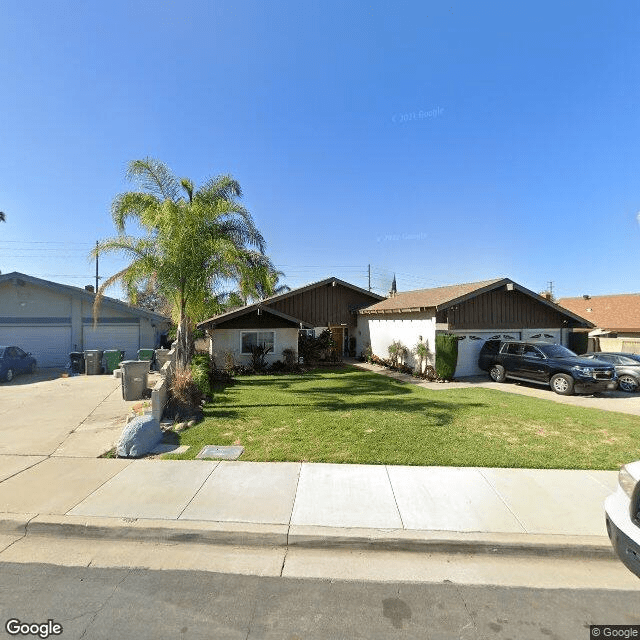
[412,340,431,374]
[388,340,408,368]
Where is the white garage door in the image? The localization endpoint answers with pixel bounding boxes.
[0,325,72,367]
[453,331,522,378]
[83,324,140,361]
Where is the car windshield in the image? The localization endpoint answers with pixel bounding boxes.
[537,344,577,358]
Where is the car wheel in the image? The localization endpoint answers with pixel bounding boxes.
[5,369,13,382]
[489,364,506,382]
[551,373,574,395]
[618,374,639,393]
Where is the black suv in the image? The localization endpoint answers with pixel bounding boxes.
[478,340,617,395]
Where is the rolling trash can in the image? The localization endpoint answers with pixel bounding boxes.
[120,360,149,401]
[84,350,104,375]
[104,349,125,375]
[69,352,85,374]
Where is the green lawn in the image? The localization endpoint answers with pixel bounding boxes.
[165,366,640,469]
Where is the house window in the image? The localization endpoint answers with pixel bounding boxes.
[241,331,275,354]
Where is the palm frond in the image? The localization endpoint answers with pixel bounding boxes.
[126,158,181,202]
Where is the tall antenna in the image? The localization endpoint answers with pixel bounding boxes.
[368,264,371,291]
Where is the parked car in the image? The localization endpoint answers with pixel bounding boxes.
[0,346,37,382]
[605,461,640,578]
[580,352,640,393]
[477,339,617,395]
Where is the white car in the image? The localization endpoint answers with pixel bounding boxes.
[605,461,640,577]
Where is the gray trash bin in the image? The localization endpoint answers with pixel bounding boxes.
[120,360,150,401]
[84,350,104,375]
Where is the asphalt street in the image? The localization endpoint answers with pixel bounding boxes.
[1,561,639,640]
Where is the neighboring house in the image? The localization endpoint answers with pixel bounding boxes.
[558,293,640,352]
[358,278,593,377]
[0,272,171,367]
[198,277,384,366]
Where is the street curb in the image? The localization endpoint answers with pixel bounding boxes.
[0,514,615,559]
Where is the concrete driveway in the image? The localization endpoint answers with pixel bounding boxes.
[0,372,138,457]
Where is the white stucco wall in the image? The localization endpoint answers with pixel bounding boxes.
[358,312,436,370]
[209,327,299,367]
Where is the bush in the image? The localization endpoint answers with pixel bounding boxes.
[282,348,297,367]
[190,353,211,396]
[435,334,458,380]
[249,344,273,371]
[168,367,204,419]
[299,329,336,363]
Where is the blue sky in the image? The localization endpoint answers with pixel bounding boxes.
[1,0,639,300]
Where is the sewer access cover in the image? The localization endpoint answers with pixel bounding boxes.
[196,445,245,460]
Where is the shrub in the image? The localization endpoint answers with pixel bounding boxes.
[299,329,335,363]
[282,348,297,368]
[435,334,458,380]
[169,367,204,419]
[249,344,273,371]
[190,353,211,396]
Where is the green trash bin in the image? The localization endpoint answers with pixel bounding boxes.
[137,348,155,368]
[104,350,125,374]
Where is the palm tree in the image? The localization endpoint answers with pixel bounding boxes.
[0,212,5,223]
[93,158,279,368]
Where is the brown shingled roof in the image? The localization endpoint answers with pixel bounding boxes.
[360,278,506,313]
[558,294,640,332]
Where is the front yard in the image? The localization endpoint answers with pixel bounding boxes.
[166,366,640,469]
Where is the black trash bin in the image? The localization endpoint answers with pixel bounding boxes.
[69,352,85,374]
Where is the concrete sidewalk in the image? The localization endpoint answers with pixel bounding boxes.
[0,456,618,558]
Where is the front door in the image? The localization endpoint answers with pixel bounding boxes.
[329,327,345,359]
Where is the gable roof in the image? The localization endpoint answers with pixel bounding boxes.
[198,276,384,329]
[199,304,313,329]
[360,277,593,326]
[558,293,640,332]
[360,278,506,314]
[0,272,171,324]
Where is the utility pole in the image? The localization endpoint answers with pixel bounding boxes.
[368,264,371,292]
[548,281,554,300]
[95,240,99,294]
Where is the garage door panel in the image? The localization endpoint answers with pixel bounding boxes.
[0,326,72,367]
[82,324,139,360]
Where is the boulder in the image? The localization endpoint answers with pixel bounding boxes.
[116,415,163,458]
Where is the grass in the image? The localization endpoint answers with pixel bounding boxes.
[164,366,640,469]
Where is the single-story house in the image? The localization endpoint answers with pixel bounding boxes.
[197,277,384,366]
[0,272,172,367]
[558,293,640,353]
[358,278,593,377]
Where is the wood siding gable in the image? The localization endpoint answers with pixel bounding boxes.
[436,289,583,330]
[267,283,380,327]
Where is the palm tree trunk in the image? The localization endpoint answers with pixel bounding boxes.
[175,311,194,370]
